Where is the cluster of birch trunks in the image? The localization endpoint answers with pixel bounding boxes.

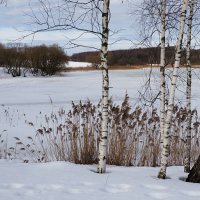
[97,0,200,183]
[156,0,196,180]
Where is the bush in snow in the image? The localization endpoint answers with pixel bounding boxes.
[27,45,68,76]
[0,43,68,76]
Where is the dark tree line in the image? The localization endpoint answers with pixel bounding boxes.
[0,44,68,77]
[71,46,200,66]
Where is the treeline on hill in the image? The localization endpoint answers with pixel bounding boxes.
[0,44,68,77]
[71,47,200,66]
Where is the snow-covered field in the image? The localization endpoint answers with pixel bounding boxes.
[65,61,93,68]
[0,160,200,200]
[0,68,200,200]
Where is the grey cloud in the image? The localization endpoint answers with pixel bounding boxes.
[0,0,139,54]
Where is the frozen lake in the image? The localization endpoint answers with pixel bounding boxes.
[0,68,200,140]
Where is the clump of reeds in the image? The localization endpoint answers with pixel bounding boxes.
[7,94,200,166]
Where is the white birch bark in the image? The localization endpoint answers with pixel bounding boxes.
[97,0,110,173]
[184,0,195,173]
[160,0,166,149]
[158,0,188,179]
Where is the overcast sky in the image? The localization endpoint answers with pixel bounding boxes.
[0,0,141,55]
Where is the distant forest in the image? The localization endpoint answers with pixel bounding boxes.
[70,47,200,66]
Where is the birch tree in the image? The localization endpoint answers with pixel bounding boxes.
[159,0,166,150]
[184,0,195,173]
[158,0,188,179]
[97,0,110,173]
[135,0,182,112]
[26,0,111,173]
[136,1,180,167]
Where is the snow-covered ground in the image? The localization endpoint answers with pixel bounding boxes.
[65,61,93,68]
[0,68,200,199]
[0,160,199,200]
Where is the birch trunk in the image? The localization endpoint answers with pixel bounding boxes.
[160,0,166,149]
[158,0,188,179]
[184,0,195,173]
[97,0,110,173]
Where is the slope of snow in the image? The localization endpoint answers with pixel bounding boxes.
[0,160,199,200]
[65,61,93,68]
